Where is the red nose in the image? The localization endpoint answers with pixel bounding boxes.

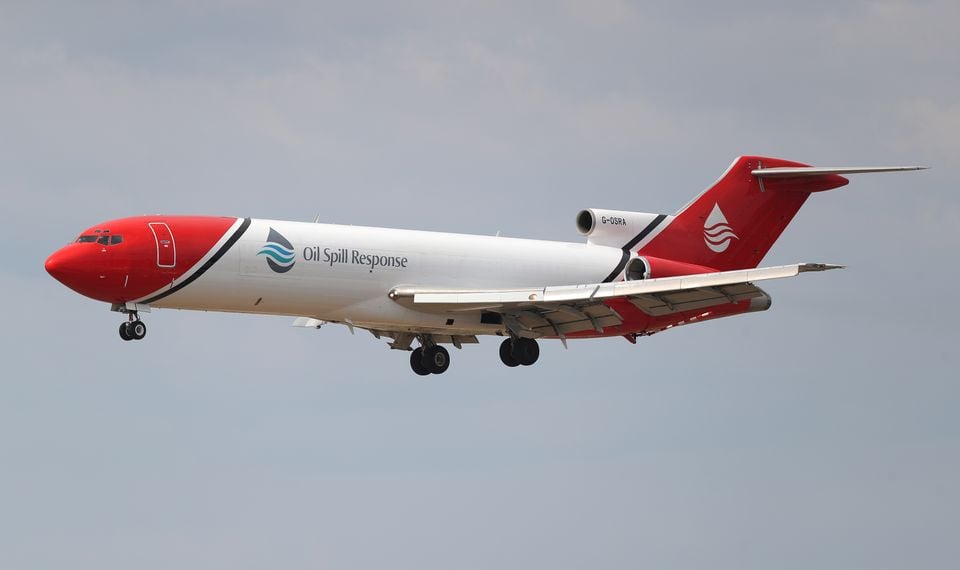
[45,246,90,292]
[45,248,71,282]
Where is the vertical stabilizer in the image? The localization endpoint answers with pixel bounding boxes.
[637,156,849,271]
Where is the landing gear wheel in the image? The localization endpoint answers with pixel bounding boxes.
[515,338,540,366]
[119,322,133,341]
[128,320,147,340]
[410,347,431,376]
[423,345,450,374]
[499,339,519,367]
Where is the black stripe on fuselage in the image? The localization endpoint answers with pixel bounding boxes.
[600,214,667,283]
[140,217,252,305]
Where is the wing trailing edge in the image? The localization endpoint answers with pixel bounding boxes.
[389,263,841,338]
[390,263,841,311]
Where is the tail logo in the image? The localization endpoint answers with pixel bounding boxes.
[703,203,739,253]
[258,228,296,273]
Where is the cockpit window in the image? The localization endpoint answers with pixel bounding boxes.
[76,233,123,245]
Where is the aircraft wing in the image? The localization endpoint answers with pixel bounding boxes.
[389,263,841,338]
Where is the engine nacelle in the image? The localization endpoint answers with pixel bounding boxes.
[575,208,666,248]
[625,256,718,280]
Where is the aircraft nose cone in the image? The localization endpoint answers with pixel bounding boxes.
[45,242,121,303]
[45,250,67,281]
[45,246,84,287]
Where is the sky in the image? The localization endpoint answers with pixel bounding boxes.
[1,1,958,568]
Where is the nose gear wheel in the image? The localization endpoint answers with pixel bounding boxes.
[118,313,147,341]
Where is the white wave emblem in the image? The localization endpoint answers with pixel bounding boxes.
[703,203,739,253]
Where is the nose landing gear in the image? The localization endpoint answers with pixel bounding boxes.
[114,303,150,342]
[119,315,147,341]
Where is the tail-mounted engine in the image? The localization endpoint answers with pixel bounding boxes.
[625,256,718,280]
[575,208,666,248]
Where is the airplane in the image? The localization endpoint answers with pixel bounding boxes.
[45,156,924,375]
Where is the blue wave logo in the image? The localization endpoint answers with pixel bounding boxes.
[258,228,296,273]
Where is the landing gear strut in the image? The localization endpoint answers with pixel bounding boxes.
[499,338,539,367]
[119,314,147,341]
[409,340,451,375]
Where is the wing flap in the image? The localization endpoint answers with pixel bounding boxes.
[628,283,766,316]
[367,328,479,350]
[517,304,623,335]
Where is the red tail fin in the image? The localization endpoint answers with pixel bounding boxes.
[638,156,848,271]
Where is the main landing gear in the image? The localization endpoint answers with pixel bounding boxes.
[118,315,147,341]
[499,338,539,367]
[410,344,450,376]
[404,336,541,376]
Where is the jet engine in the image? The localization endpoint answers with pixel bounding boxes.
[624,256,718,280]
[576,209,721,279]
[575,208,667,248]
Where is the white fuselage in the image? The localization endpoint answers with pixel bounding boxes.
[154,219,624,334]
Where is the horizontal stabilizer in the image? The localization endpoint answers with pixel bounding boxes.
[752,166,927,178]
